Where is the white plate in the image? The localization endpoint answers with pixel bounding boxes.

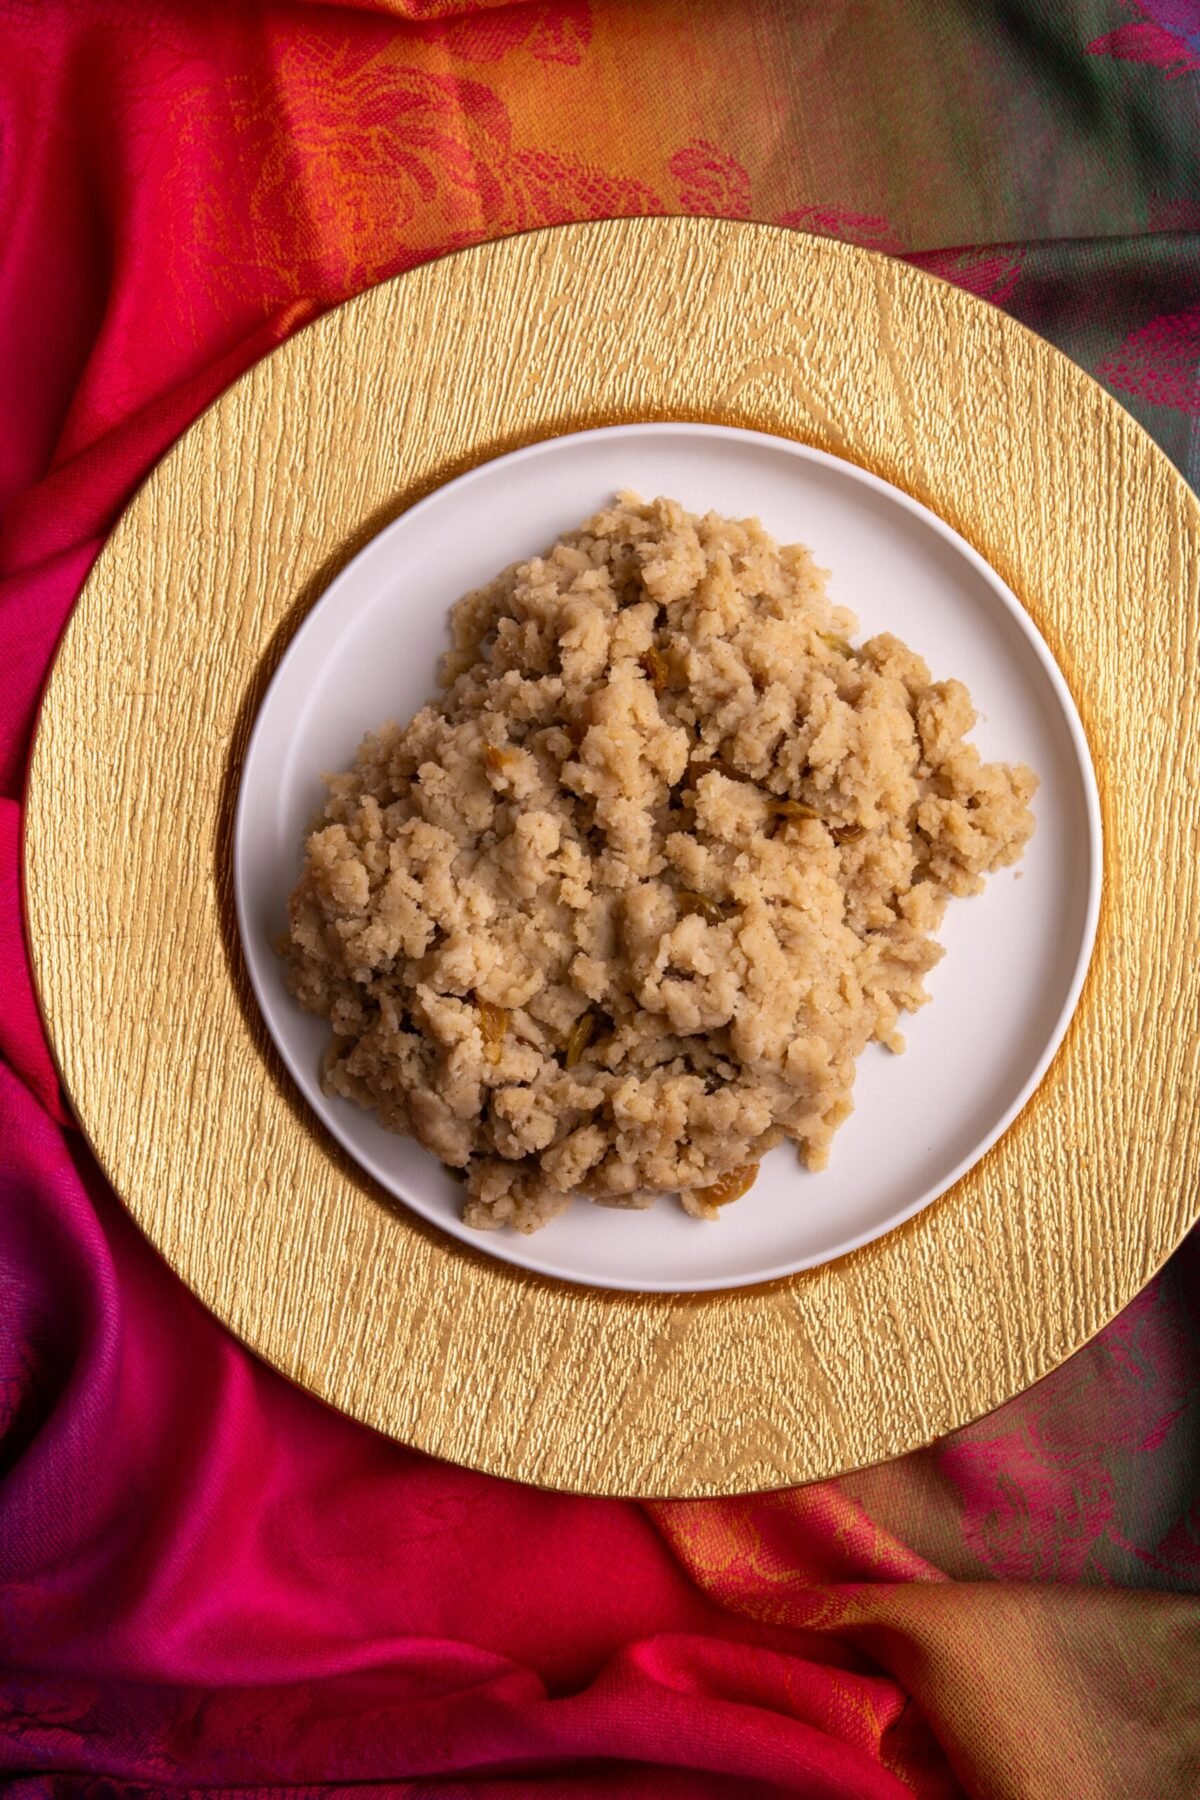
[235,423,1101,1293]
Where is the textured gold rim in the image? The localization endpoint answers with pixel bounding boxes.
[25,218,1200,1497]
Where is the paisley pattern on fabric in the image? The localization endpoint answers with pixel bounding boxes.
[1098,302,1200,410]
[1088,1,1200,76]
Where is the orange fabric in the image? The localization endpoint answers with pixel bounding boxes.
[654,1491,1200,1797]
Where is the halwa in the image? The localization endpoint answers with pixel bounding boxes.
[283,495,1036,1231]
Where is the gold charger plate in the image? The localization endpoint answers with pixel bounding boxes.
[25,218,1200,1498]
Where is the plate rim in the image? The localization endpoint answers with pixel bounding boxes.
[23,215,1198,1496]
[234,417,1103,1293]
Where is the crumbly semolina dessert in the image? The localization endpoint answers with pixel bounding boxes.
[283,494,1037,1232]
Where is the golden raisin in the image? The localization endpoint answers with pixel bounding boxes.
[477,999,509,1064]
[677,889,725,925]
[640,647,669,695]
[692,1163,759,1207]
[832,822,866,845]
[564,1010,597,1069]
[483,743,518,778]
[773,798,821,822]
[819,632,854,658]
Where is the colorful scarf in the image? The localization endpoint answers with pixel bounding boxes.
[3,5,1199,1794]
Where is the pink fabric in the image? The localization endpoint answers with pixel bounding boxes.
[3,1060,950,1794]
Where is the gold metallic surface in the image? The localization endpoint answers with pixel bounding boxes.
[24,218,1200,1497]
